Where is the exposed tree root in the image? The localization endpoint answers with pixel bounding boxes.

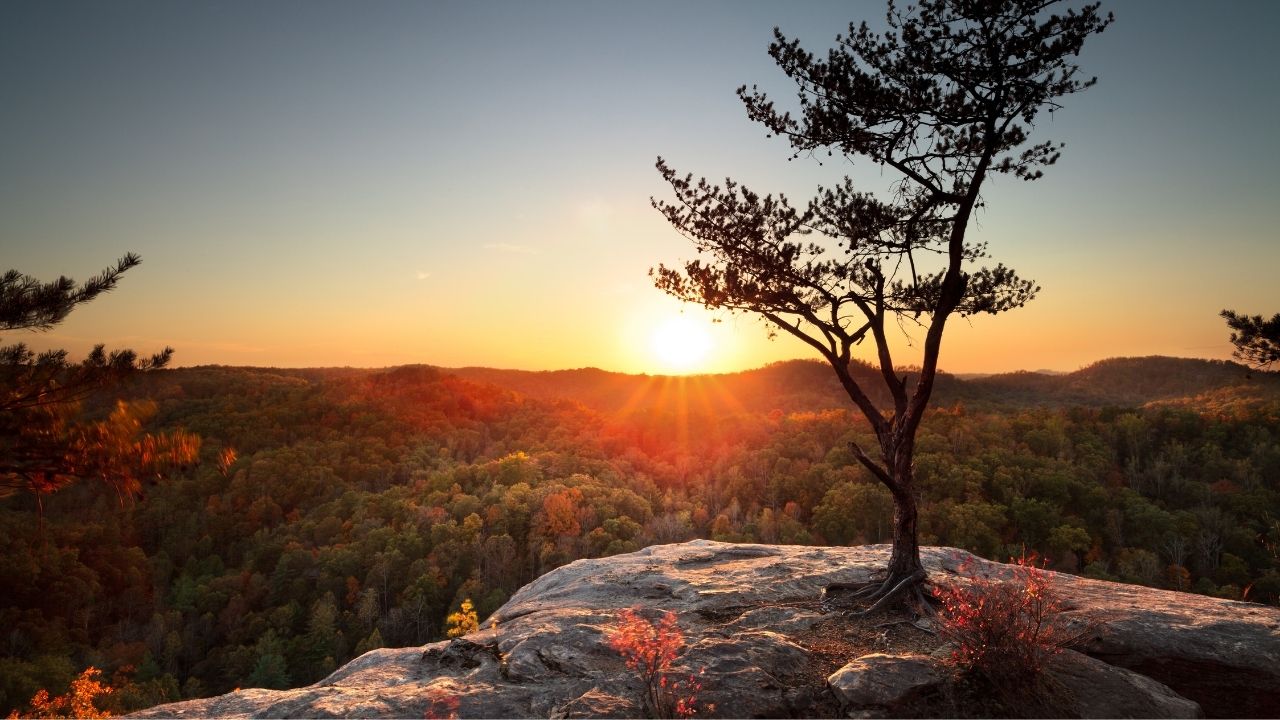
[851,570,927,617]
[820,571,892,606]
[821,569,934,619]
[852,577,894,600]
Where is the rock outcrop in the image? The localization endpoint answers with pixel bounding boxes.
[826,653,946,714]
[133,541,1279,718]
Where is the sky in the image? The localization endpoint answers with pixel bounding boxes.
[2,0,1277,375]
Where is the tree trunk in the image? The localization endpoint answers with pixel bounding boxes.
[886,464,924,578]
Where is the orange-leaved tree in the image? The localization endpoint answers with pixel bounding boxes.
[12,666,113,719]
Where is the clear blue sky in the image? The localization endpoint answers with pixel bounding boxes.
[2,0,1277,373]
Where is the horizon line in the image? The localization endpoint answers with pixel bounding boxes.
[165,353,1252,379]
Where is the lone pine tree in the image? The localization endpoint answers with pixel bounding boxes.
[652,0,1111,610]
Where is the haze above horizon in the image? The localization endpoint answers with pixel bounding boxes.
[3,1,1277,375]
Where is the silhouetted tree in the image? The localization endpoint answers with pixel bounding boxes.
[0,254,194,511]
[1,253,172,413]
[653,0,1110,609]
[1221,310,1280,371]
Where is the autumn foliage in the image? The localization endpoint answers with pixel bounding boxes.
[11,667,112,719]
[605,609,707,719]
[934,554,1087,684]
[2,399,198,511]
[445,599,479,638]
[3,361,1278,715]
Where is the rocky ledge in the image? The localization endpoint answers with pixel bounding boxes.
[134,541,1279,718]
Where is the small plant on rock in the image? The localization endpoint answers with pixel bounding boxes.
[605,608,709,719]
[934,553,1088,686]
[445,598,479,638]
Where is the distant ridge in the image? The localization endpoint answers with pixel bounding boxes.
[447,359,974,416]
[444,356,1278,415]
[961,356,1276,409]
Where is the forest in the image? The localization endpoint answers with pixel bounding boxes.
[1,356,1278,714]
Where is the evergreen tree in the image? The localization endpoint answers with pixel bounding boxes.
[1221,309,1280,370]
[1,254,170,413]
[0,254,195,510]
[245,630,291,690]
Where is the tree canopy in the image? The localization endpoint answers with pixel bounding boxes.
[5,361,1278,715]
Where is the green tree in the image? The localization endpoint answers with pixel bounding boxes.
[1221,310,1280,370]
[652,0,1110,605]
[1047,524,1092,570]
[352,628,384,657]
[246,654,290,691]
[245,630,290,690]
[301,593,341,681]
[813,481,893,544]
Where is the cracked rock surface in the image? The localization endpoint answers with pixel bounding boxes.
[131,540,1278,718]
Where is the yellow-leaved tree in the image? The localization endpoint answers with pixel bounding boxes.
[445,599,479,638]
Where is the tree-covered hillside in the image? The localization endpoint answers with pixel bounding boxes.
[449,356,1279,413]
[1,358,1278,714]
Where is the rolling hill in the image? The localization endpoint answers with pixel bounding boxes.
[445,356,1279,416]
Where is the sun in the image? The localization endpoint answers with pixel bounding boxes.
[650,315,714,373]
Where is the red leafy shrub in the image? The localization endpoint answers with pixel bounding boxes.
[605,608,709,718]
[934,553,1088,685]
